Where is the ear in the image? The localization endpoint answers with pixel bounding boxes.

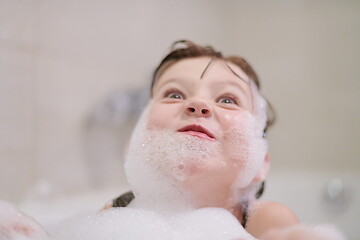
[253,152,270,182]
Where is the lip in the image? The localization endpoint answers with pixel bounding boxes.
[177,124,215,141]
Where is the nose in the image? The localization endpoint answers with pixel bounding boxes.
[185,100,212,118]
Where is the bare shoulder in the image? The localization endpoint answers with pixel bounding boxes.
[245,201,300,238]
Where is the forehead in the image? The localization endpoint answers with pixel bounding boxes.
[156,57,250,86]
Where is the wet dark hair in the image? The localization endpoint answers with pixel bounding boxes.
[151,40,275,135]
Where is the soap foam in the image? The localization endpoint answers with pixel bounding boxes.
[1,200,346,240]
[226,84,269,202]
[136,128,222,181]
[124,106,187,213]
[124,103,229,212]
[51,207,255,240]
[223,111,268,202]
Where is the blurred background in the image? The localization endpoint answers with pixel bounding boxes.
[0,0,359,239]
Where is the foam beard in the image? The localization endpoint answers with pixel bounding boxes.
[124,106,223,212]
[140,129,222,180]
[124,97,267,210]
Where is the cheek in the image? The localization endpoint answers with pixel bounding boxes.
[221,112,266,187]
[220,111,250,132]
[222,119,254,167]
[147,104,179,129]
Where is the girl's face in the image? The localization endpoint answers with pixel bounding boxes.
[145,57,267,207]
[149,57,253,140]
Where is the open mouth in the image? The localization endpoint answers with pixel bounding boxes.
[177,124,215,141]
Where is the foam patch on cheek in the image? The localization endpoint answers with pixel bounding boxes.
[223,111,268,191]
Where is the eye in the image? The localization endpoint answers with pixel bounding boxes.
[219,98,235,104]
[164,89,185,100]
[217,94,239,105]
[168,93,183,99]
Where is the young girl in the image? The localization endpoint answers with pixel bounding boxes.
[106,40,300,238]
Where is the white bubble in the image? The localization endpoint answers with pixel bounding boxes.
[51,207,256,240]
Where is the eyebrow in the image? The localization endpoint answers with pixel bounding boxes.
[200,57,248,84]
[211,80,249,95]
[224,61,248,83]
